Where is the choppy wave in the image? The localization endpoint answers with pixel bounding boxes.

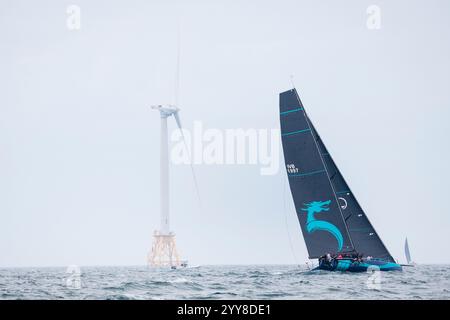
[0,265,449,299]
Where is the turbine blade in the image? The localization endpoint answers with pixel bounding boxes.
[173,112,202,211]
[174,111,182,130]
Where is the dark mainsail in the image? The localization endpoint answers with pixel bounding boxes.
[280,88,394,262]
[308,118,395,262]
[280,89,354,258]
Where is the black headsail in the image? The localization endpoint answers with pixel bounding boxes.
[307,117,395,262]
[280,88,354,258]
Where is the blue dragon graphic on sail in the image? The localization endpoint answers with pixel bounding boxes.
[301,200,344,251]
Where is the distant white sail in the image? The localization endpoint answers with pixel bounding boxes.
[404,237,412,265]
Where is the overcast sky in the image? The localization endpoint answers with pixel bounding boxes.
[1,0,450,267]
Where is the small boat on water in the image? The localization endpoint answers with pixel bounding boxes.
[279,88,402,272]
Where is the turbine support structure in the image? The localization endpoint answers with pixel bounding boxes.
[148,105,186,268]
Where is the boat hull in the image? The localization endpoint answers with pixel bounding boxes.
[317,259,402,272]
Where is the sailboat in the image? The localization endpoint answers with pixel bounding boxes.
[404,237,415,266]
[280,88,402,272]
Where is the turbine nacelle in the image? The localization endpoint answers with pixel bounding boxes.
[151,104,179,118]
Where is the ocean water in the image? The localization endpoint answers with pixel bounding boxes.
[0,265,449,300]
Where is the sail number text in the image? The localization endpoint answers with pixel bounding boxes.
[286,164,299,174]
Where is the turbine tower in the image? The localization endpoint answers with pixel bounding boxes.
[148,104,186,268]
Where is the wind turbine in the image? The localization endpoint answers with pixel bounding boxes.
[147,27,200,268]
[148,104,186,268]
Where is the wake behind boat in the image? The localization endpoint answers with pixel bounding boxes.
[279,88,402,272]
